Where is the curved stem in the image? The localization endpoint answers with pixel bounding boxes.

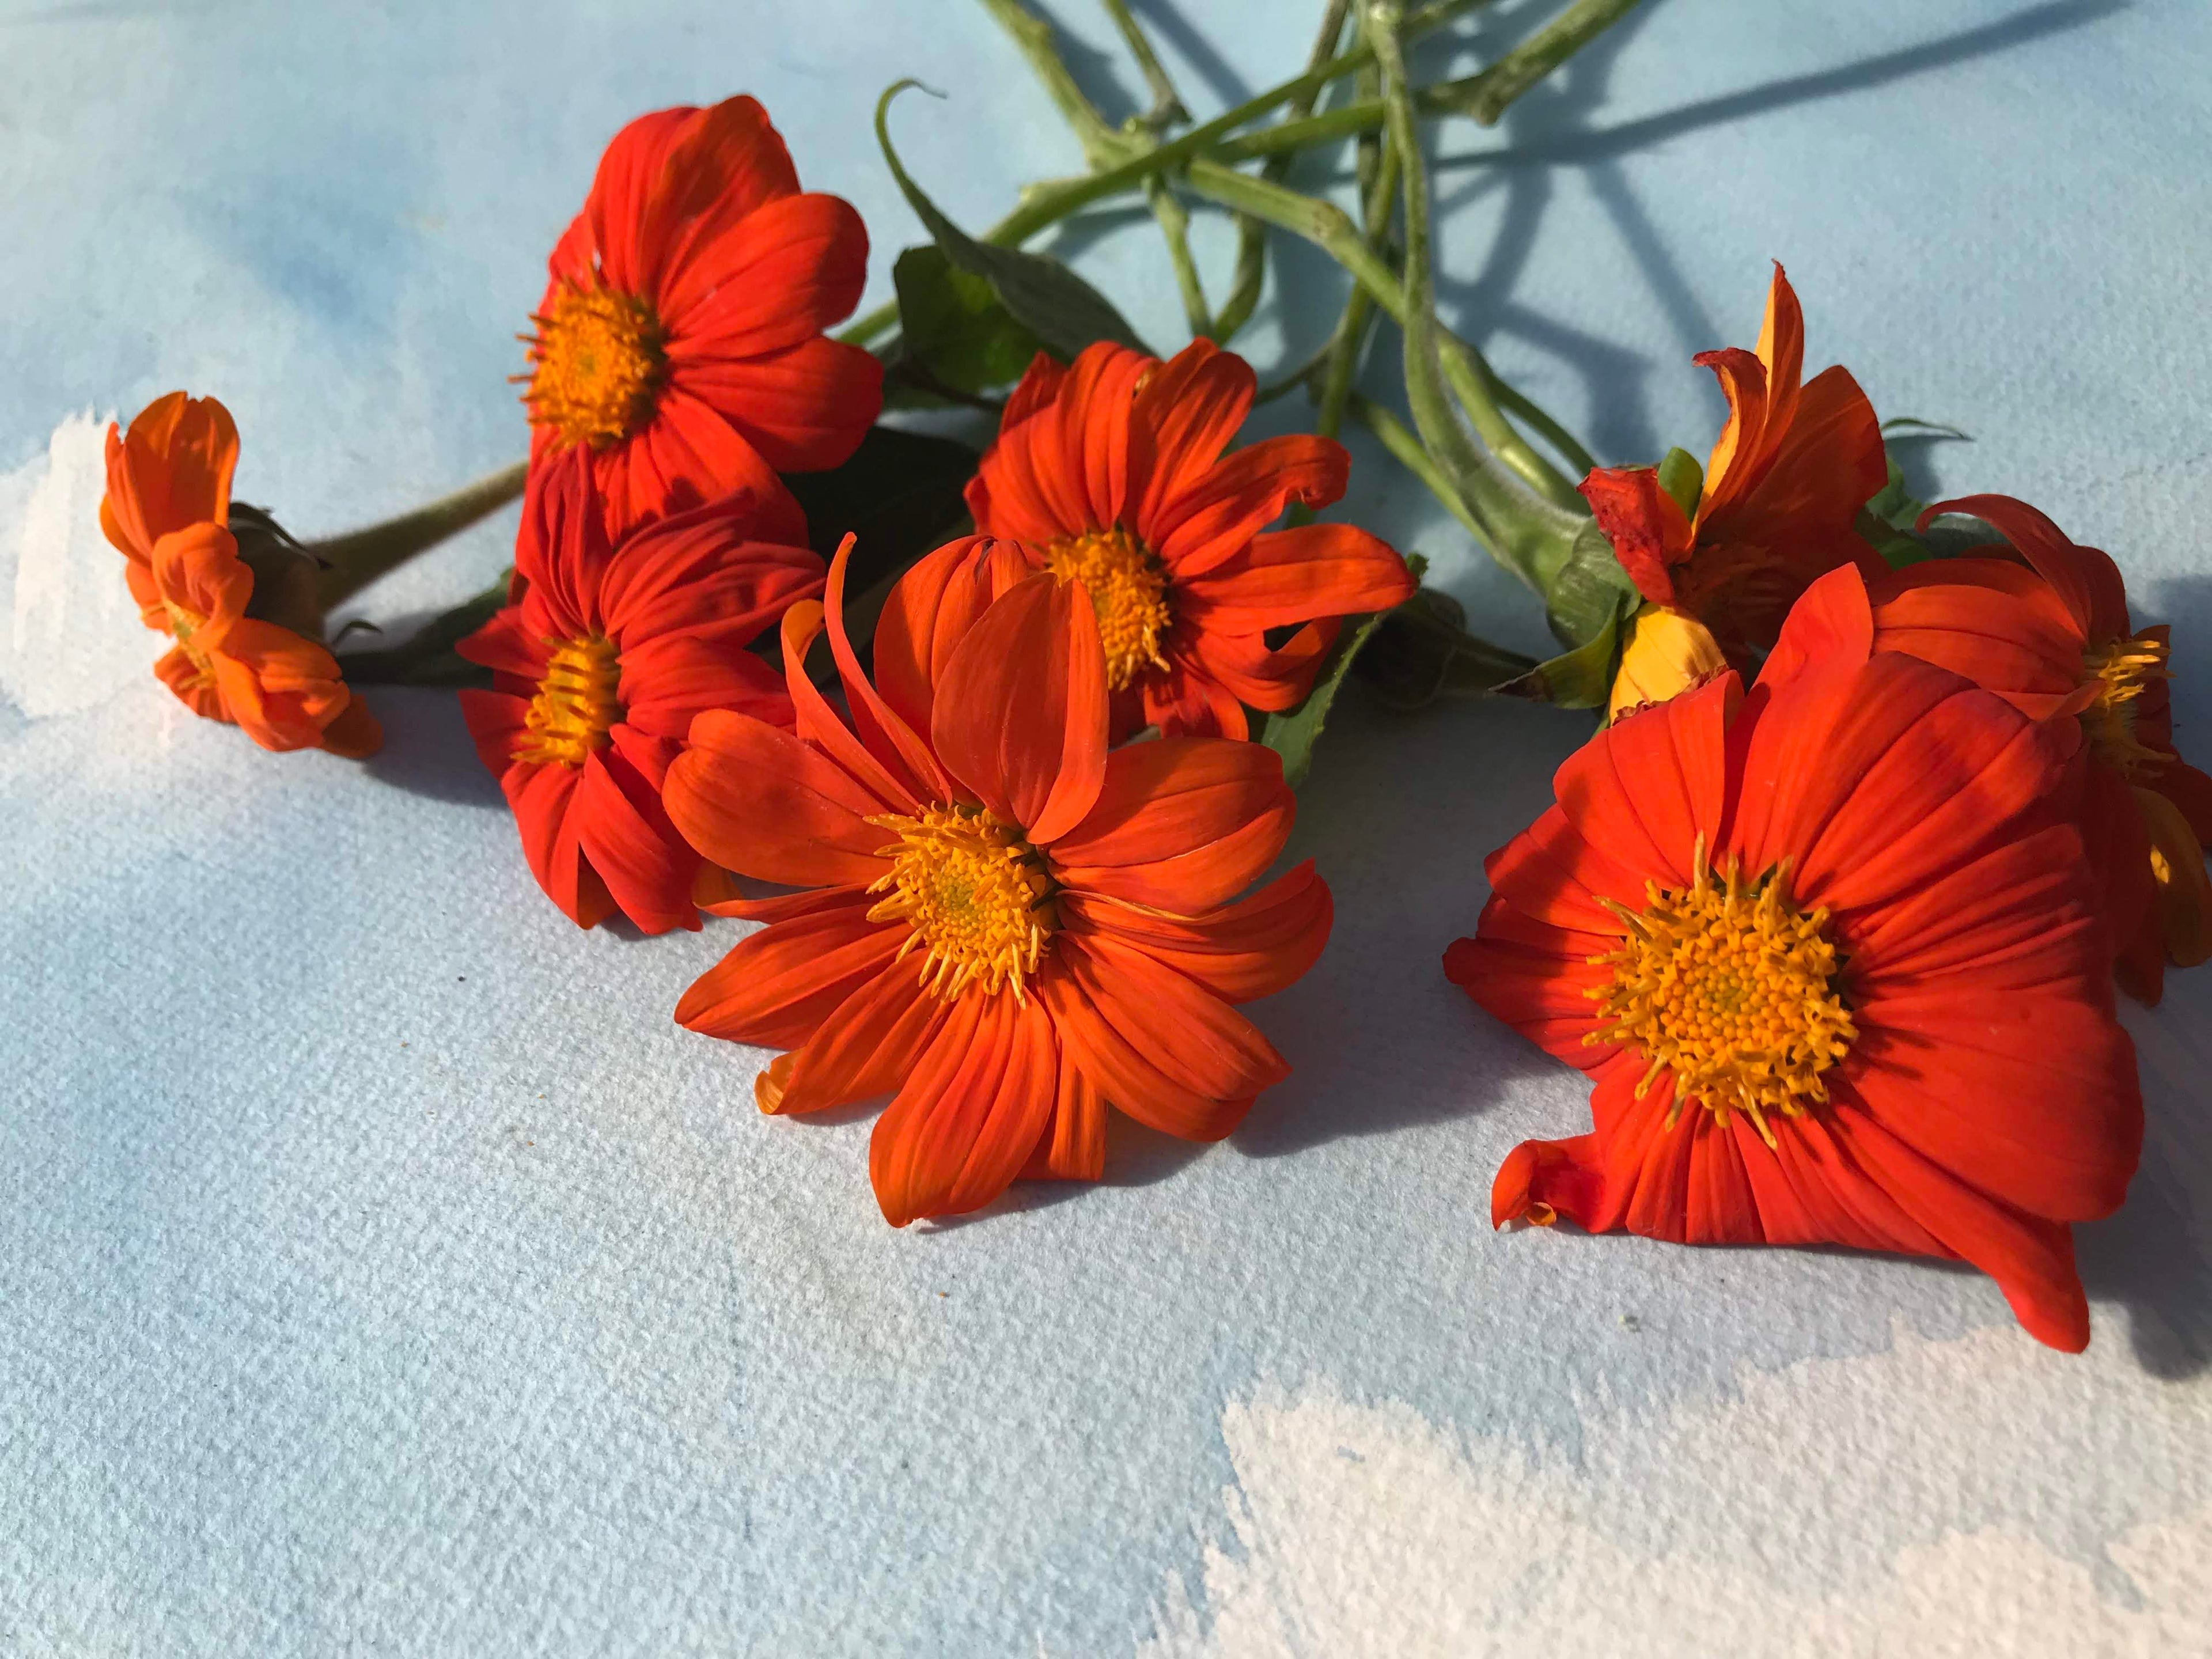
[1214,0,1351,344]
[1368,0,1583,591]
[312,459,529,611]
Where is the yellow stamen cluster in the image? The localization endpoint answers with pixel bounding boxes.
[162,600,215,685]
[1585,843,1857,1148]
[867,803,1056,999]
[1045,525,1173,692]
[2081,630,2173,777]
[520,282,666,449]
[515,635,622,767]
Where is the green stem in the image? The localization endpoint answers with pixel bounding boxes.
[1214,0,1350,344]
[1426,0,1643,126]
[980,0,1488,247]
[312,459,529,611]
[1368,1,1582,592]
[1147,175,1213,335]
[1099,0,1190,128]
[1480,353,1596,479]
[1179,157,1581,507]
[1347,393,1484,544]
[977,0,1134,167]
[1312,127,1400,443]
[838,298,900,349]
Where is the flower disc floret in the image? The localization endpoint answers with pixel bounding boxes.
[1586,842,1857,1147]
[867,803,1057,1000]
[1045,526,1172,692]
[2080,629,2172,777]
[516,634,623,767]
[524,283,668,450]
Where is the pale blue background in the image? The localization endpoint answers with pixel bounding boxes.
[3,2,2210,1653]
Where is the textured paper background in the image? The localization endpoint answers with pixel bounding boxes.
[3,1,2209,1653]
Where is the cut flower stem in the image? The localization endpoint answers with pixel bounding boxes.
[312,459,530,611]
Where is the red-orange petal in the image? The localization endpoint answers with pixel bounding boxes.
[930,574,1108,844]
[664,709,893,888]
[1051,736,1292,911]
[868,988,1057,1226]
[1035,957,1254,1143]
[1059,860,1331,1004]
[872,535,1035,741]
[675,900,903,1050]
[1174,522,1414,632]
[764,953,949,1116]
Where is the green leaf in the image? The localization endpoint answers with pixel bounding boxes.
[782,425,982,602]
[876,81,1146,361]
[1656,446,1703,521]
[1252,554,1427,789]
[1543,516,1638,649]
[1495,588,1636,711]
[892,245,1043,393]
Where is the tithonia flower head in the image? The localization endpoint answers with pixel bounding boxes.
[1580,263,1887,664]
[100,391,380,757]
[963,339,1415,740]
[457,448,823,934]
[1445,565,2142,1351]
[1854,494,2212,1002]
[521,95,882,538]
[661,535,1333,1226]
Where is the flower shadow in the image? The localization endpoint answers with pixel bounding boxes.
[1229,687,1588,1159]
[2074,998,2212,1380]
[352,683,506,810]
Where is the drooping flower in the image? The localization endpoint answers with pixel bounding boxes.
[1855,494,2212,1002]
[520,96,882,539]
[1605,605,1727,723]
[661,536,1332,1225]
[1444,565,2141,1351]
[457,449,823,934]
[1580,264,1887,664]
[100,391,380,757]
[963,340,1415,740]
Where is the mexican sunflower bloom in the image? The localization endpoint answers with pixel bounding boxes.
[1444,566,2141,1351]
[963,339,1415,740]
[100,392,380,757]
[660,537,1332,1226]
[1580,264,1887,664]
[1864,494,2212,1003]
[457,450,823,935]
[520,94,882,538]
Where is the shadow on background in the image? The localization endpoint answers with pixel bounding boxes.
[355,683,505,809]
[1231,687,1581,1159]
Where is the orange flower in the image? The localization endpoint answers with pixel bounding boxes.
[521,96,882,538]
[457,450,822,935]
[661,536,1332,1225]
[1855,494,2212,1002]
[100,392,380,757]
[1444,566,2141,1351]
[963,340,1415,739]
[1579,264,1887,663]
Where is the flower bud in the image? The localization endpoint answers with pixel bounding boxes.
[1607,605,1726,723]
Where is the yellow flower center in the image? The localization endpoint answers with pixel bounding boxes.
[1585,843,1857,1147]
[514,634,622,767]
[2080,630,2172,777]
[1044,525,1172,692]
[162,600,215,684]
[866,803,1056,1000]
[521,282,666,449]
